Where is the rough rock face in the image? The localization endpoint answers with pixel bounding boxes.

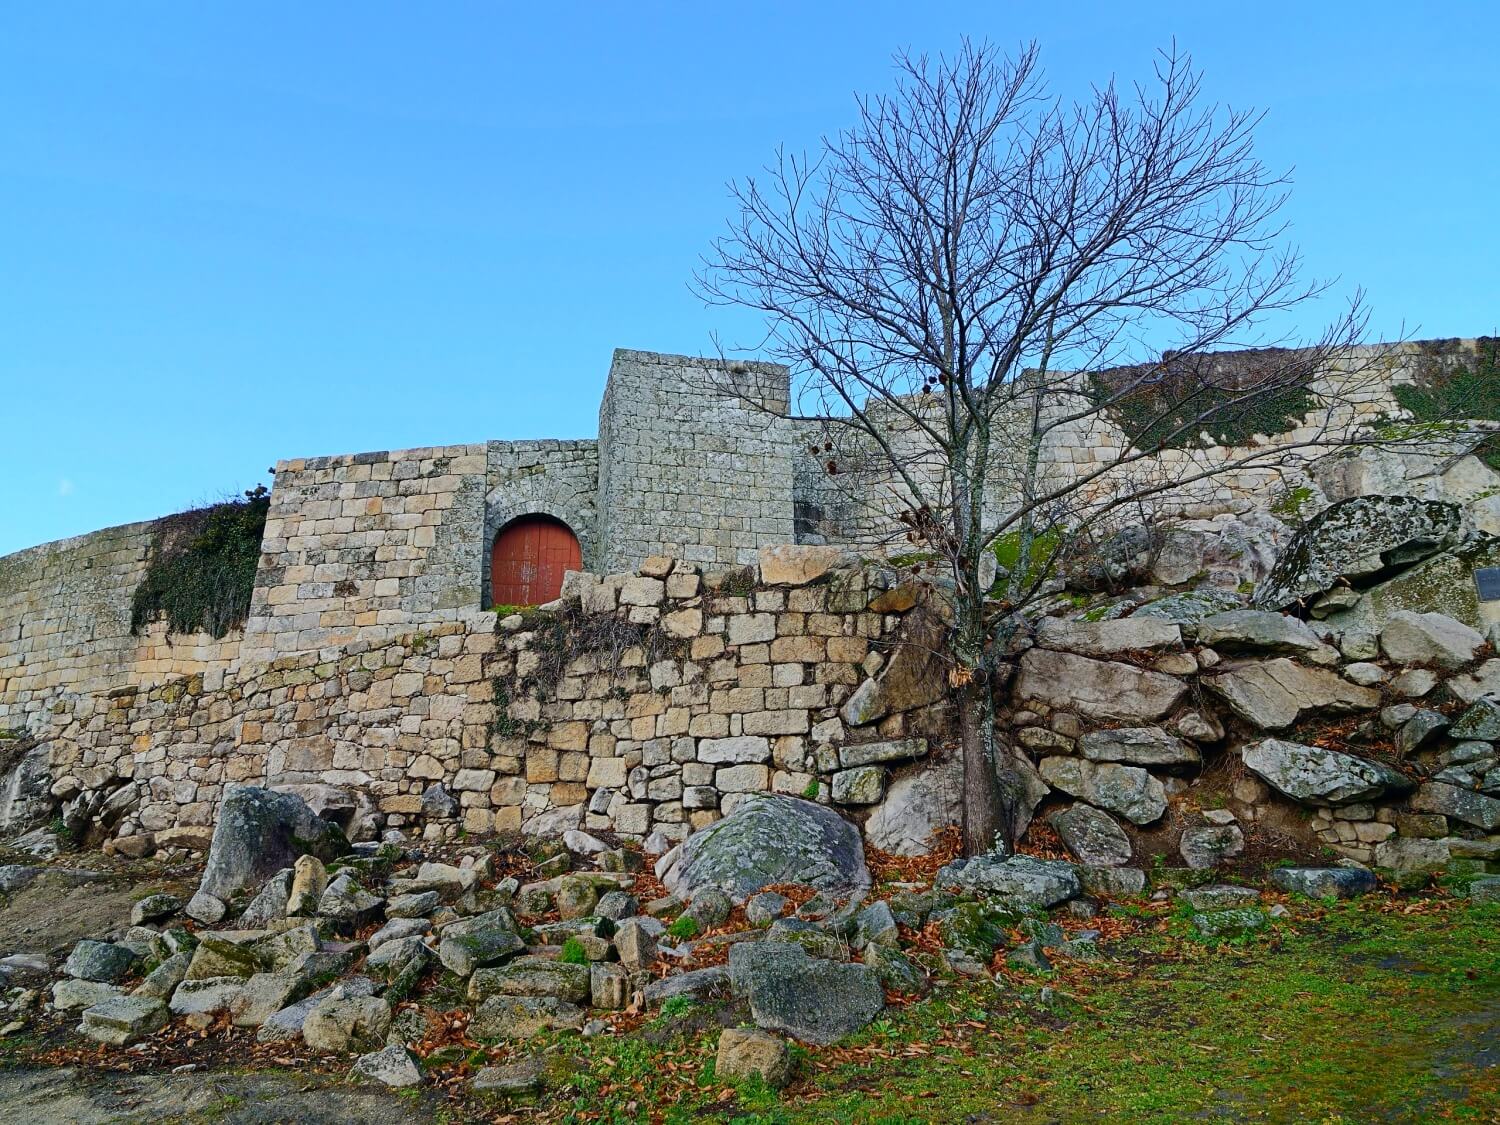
[732,942,884,1045]
[934,853,1080,910]
[1204,659,1381,730]
[196,786,349,904]
[1033,617,1182,656]
[661,794,869,904]
[1014,649,1186,723]
[1037,757,1166,825]
[1270,867,1377,898]
[1150,512,1290,589]
[1409,782,1500,830]
[1253,495,1469,612]
[1378,611,1484,670]
[1047,805,1132,867]
[864,749,1047,857]
[839,609,947,726]
[0,740,53,837]
[1241,739,1412,805]
[1078,727,1199,768]
[1194,611,1337,661]
[1326,535,1500,636]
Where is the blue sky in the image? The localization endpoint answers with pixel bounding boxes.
[2,2,1496,555]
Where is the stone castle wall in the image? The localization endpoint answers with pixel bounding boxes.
[30,551,942,852]
[597,350,797,572]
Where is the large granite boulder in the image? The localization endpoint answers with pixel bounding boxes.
[863,749,1047,857]
[1325,535,1500,636]
[661,794,869,904]
[1014,649,1186,723]
[0,740,54,837]
[1203,659,1380,730]
[1241,738,1412,805]
[1038,757,1166,824]
[1253,495,1470,612]
[1150,512,1290,589]
[196,786,349,905]
[730,941,884,1045]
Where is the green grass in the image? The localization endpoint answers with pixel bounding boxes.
[492,898,1499,1124]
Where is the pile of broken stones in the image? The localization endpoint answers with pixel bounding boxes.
[10,778,1495,1104]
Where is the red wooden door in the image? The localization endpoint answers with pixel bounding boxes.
[491,517,581,606]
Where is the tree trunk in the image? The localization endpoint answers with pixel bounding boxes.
[959,679,1001,856]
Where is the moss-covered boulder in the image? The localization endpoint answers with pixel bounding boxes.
[196,786,349,904]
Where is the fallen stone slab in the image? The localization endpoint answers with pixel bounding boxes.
[473,1055,545,1094]
[302,995,392,1054]
[1048,805,1133,867]
[1191,908,1267,939]
[168,977,246,1017]
[351,1044,423,1088]
[1379,611,1484,670]
[1039,757,1167,825]
[733,941,883,1045]
[1270,867,1378,899]
[1179,885,1260,911]
[468,958,590,1005]
[51,979,125,1012]
[716,1027,793,1088]
[1015,648,1186,723]
[642,966,732,1006]
[1195,610,1338,662]
[1205,659,1381,731]
[1078,726,1199,768]
[79,996,167,1046]
[1179,825,1245,869]
[255,977,377,1043]
[1409,782,1500,830]
[469,994,585,1039]
[1241,738,1411,805]
[1033,617,1183,656]
[934,853,1080,910]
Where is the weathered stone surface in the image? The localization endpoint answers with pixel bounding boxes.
[229,971,310,1028]
[131,952,192,1001]
[468,958,590,1004]
[317,873,384,931]
[438,910,524,977]
[256,977,376,1043]
[935,853,1080,909]
[238,869,294,928]
[613,917,658,972]
[1133,589,1243,626]
[837,739,928,768]
[758,544,848,586]
[643,966,731,1005]
[470,994,585,1038]
[1077,865,1146,896]
[1270,867,1377,899]
[1078,726,1199,768]
[830,766,885,806]
[1195,610,1337,661]
[79,995,167,1046]
[862,942,928,993]
[1191,908,1267,938]
[1396,709,1449,756]
[1253,495,1470,611]
[734,941,884,1045]
[662,793,868,904]
[1204,659,1381,730]
[1449,697,1500,741]
[1180,884,1260,911]
[186,935,267,980]
[302,995,392,1054]
[169,977,246,1017]
[63,940,137,983]
[130,893,182,926]
[1015,649,1186,723]
[716,1027,793,1088]
[1379,611,1484,669]
[1038,757,1166,825]
[1240,739,1412,805]
[473,1056,545,1093]
[1327,534,1500,636]
[286,854,328,917]
[1409,782,1500,830]
[351,1044,422,1088]
[1178,825,1245,869]
[1048,805,1132,867]
[1034,617,1182,656]
[52,978,125,1011]
[839,610,948,725]
[196,786,349,904]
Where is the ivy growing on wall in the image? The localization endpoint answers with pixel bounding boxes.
[1394,337,1500,468]
[1086,348,1316,452]
[130,486,271,639]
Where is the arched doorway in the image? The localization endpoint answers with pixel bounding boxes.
[490,515,582,607]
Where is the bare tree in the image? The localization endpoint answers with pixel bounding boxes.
[696,40,1401,855]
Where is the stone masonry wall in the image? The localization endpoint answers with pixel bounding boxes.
[28,548,941,855]
[0,519,240,736]
[597,350,798,572]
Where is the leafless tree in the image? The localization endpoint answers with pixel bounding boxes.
[696,40,1410,855]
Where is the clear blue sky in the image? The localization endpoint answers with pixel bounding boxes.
[2,2,1496,556]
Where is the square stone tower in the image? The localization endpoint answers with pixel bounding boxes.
[597,350,796,572]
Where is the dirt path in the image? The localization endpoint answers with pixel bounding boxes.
[0,1067,425,1124]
